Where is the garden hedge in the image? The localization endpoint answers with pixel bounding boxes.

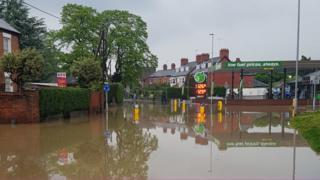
[39,88,90,118]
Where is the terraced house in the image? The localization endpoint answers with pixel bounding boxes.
[0,18,20,92]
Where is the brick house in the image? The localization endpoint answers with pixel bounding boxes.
[170,58,196,87]
[144,64,176,86]
[0,18,20,92]
[190,49,256,88]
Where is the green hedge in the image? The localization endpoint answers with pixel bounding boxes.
[108,83,124,104]
[39,88,90,118]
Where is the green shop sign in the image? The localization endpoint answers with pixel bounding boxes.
[194,71,207,83]
[224,61,283,69]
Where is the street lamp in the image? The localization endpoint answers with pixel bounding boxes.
[209,33,214,106]
[209,33,214,58]
[294,0,301,117]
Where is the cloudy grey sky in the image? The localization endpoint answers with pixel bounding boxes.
[27,0,320,69]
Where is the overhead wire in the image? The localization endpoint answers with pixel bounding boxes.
[23,1,60,20]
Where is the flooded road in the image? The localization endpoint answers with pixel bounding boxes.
[0,103,319,179]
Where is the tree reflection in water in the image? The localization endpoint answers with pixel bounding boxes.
[51,109,158,180]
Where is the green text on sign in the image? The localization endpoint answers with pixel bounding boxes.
[224,61,283,69]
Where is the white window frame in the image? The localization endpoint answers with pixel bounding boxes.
[3,32,12,54]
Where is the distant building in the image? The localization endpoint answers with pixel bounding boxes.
[190,49,256,89]
[0,18,20,92]
[170,58,196,87]
[144,64,176,85]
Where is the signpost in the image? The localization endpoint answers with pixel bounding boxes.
[194,72,207,98]
[103,82,110,111]
[57,72,67,88]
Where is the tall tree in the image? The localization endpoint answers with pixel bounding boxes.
[52,3,99,66]
[97,10,158,86]
[0,0,46,49]
[52,4,158,86]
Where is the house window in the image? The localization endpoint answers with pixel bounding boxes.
[196,65,200,70]
[186,66,189,71]
[3,33,12,54]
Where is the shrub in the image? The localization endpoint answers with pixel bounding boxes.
[39,88,89,118]
[0,48,44,89]
[70,58,102,89]
[108,83,124,104]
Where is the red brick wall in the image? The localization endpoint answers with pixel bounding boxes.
[208,72,255,88]
[89,91,103,113]
[0,91,39,123]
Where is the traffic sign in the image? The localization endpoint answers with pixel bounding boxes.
[103,82,110,92]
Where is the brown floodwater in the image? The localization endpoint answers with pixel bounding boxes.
[0,102,319,180]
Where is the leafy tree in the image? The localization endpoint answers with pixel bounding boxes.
[52,4,99,67]
[301,55,311,61]
[0,0,46,49]
[0,48,44,90]
[98,10,158,86]
[39,33,65,82]
[71,57,102,89]
[52,4,158,87]
[255,71,284,84]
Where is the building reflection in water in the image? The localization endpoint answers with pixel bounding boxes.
[0,103,314,180]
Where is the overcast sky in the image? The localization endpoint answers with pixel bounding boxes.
[27,0,320,69]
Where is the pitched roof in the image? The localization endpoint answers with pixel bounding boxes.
[173,61,197,77]
[191,57,220,74]
[0,19,20,34]
[149,69,176,77]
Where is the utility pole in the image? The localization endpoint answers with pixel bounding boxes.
[294,0,301,116]
[209,33,214,106]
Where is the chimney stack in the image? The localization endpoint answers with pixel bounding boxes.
[201,53,210,62]
[171,63,176,70]
[181,58,188,66]
[236,58,241,62]
[219,49,229,60]
[196,55,202,64]
[163,64,167,70]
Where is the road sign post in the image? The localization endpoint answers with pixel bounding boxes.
[104,82,110,111]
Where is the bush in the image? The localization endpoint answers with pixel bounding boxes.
[39,88,89,118]
[108,83,124,104]
[291,111,320,153]
[0,48,44,89]
[70,58,102,89]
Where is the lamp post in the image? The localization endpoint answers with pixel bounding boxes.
[294,0,301,117]
[209,33,214,106]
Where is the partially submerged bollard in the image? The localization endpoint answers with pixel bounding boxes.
[200,104,205,114]
[217,100,223,112]
[173,99,178,112]
[133,104,140,123]
[182,100,186,113]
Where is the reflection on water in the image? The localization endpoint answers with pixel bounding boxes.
[0,103,319,179]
